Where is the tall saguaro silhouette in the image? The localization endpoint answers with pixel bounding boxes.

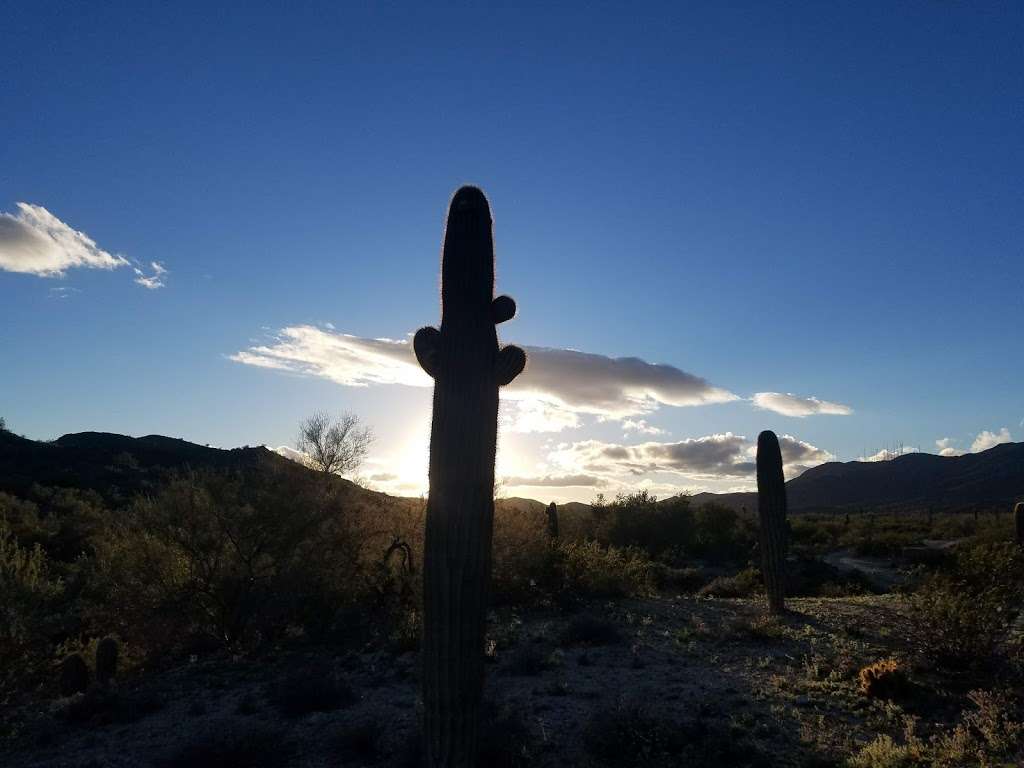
[756,430,788,614]
[414,186,526,767]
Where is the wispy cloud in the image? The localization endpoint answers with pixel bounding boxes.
[971,427,1011,453]
[621,418,666,435]
[133,261,168,290]
[502,473,605,488]
[231,325,738,429]
[935,437,963,457]
[0,203,166,289]
[752,392,852,417]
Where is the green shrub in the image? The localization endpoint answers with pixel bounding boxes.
[910,542,1024,668]
[556,540,654,598]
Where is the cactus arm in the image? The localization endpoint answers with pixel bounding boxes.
[414,326,441,379]
[492,295,517,324]
[495,344,526,386]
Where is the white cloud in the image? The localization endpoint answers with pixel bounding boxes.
[133,261,168,290]
[231,325,738,424]
[0,203,129,277]
[862,445,919,462]
[0,203,167,289]
[514,346,738,418]
[621,418,666,435]
[501,399,581,433]
[935,437,963,457]
[752,392,852,417]
[971,428,1011,453]
[267,445,309,464]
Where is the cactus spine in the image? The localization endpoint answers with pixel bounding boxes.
[414,186,526,767]
[545,502,559,540]
[96,637,119,686]
[756,430,788,614]
[1015,502,1024,547]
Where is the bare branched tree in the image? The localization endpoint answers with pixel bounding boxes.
[296,411,373,477]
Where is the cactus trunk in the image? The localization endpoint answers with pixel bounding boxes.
[415,186,525,768]
[1015,502,1024,547]
[545,502,559,539]
[756,430,788,614]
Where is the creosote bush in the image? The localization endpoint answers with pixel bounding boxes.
[910,541,1024,668]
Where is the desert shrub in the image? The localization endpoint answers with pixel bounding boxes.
[162,720,292,768]
[910,542,1024,668]
[698,566,762,598]
[649,563,706,593]
[558,614,623,647]
[858,659,910,700]
[556,540,654,598]
[848,689,1024,767]
[267,668,355,717]
[490,503,558,604]
[0,519,66,692]
[92,465,370,649]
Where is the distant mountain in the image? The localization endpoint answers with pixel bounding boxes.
[0,430,581,516]
[690,442,1024,512]
[5,429,1021,515]
[0,429,329,506]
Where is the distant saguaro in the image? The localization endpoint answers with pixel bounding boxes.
[414,186,526,768]
[756,430,788,614]
[545,502,559,539]
[1015,502,1024,547]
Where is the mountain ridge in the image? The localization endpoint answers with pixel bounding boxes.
[2,428,1022,513]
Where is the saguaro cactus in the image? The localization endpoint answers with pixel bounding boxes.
[1015,502,1024,547]
[545,502,559,540]
[756,430,788,614]
[414,186,526,767]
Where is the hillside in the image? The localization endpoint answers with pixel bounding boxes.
[0,429,362,507]
[691,441,1024,512]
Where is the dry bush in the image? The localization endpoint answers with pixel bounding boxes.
[858,658,909,700]
[697,566,762,598]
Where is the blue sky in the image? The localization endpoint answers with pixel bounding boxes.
[2,1,1022,501]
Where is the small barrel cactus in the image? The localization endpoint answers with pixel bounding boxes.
[96,637,119,686]
[1015,501,1024,547]
[756,430,788,615]
[545,502,559,540]
[60,652,89,697]
[415,186,525,767]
